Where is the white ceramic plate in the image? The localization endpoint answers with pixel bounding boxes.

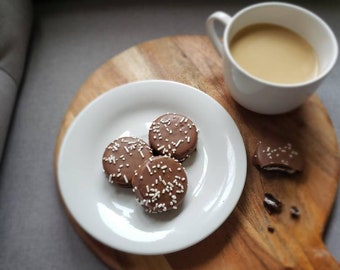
[57,80,247,255]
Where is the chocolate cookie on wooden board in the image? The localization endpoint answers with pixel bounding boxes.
[102,137,153,187]
[253,137,304,174]
[149,113,198,162]
[132,156,188,213]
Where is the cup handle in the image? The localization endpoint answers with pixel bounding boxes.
[206,11,232,56]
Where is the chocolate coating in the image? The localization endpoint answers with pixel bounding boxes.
[132,156,188,213]
[149,113,198,162]
[102,137,153,187]
[253,138,303,174]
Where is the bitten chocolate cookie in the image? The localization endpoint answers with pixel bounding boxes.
[253,138,303,174]
[102,137,153,187]
[149,113,198,162]
[132,156,188,213]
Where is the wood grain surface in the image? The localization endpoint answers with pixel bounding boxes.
[55,35,340,269]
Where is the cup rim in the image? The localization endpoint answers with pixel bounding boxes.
[223,1,339,89]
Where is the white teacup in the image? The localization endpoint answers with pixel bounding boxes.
[206,2,338,114]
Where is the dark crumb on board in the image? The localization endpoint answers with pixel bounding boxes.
[290,206,301,219]
[263,193,282,215]
[267,226,275,233]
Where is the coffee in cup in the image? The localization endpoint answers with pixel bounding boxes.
[229,23,319,84]
[206,2,338,114]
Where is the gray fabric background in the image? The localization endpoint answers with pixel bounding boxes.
[0,0,339,269]
[0,0,32,161]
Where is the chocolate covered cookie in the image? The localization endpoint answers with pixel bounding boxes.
[102,137,153,187]
[132,156,188,213]
[149,113,198,162]
[253,138,303,174]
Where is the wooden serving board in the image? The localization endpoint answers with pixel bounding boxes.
[55,35,340,269]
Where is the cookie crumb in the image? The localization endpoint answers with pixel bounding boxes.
[253,138,303,174]
[267,225,275,233]
[290,206,300,219]
[263,193,282,215]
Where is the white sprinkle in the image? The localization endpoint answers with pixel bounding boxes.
[123,174,128,183]
[138,150,145,158]
[175,140,183,148]
[157,145,165,151]
[146,164,152,174]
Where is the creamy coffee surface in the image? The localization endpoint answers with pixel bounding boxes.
[230,23,318,84]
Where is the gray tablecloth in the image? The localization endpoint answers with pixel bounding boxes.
[0,0,31,161]
[0,1,339,269]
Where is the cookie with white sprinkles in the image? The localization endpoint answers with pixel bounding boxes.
[253,138,304,174]
[149,113,198,162]
[102,137,153,187]
[132,156,188,213]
